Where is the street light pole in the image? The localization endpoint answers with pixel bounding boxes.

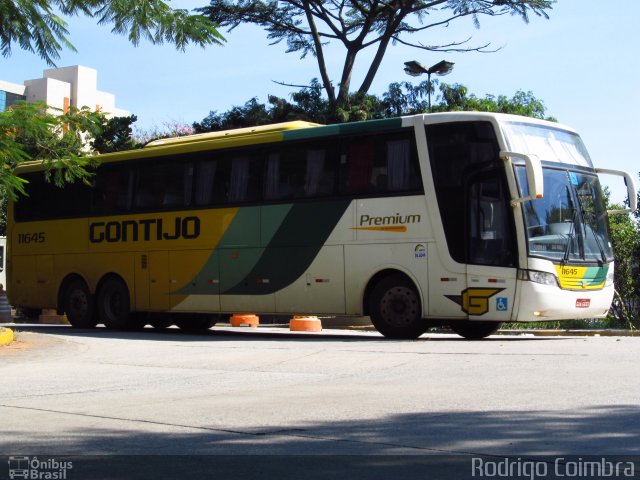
[403,60,455,112]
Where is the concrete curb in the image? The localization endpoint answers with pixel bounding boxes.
[496,329,639,337]
[0,326,14,346]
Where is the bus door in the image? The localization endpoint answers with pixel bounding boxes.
[425,121,516,321]
[464,167,517,322]
[134,251,170,311]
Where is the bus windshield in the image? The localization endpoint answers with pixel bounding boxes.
[504,121,612,264]
[514,167,612,263]
[502,122,593,167]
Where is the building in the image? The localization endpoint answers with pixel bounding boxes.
[0,65,128,117]
[0,80,25,111]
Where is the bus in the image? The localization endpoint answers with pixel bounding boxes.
[6,113,637,339]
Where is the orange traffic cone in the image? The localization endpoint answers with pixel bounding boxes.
[230,314,260,328]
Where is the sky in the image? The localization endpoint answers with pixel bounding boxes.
[0,0,638,204]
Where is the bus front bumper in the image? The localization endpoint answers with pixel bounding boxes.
[515,281,614,322]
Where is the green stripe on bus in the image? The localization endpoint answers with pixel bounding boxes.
[585,266,608,284]
[222,199,350,295]
[282,117,404,142]
[176,205,294,295]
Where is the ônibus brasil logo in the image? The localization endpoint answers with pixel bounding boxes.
[8,456,73,479]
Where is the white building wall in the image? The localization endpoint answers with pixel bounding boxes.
[43,65,97,111]
[0,80,26,96]
[7,65,129,118]
[94,90,128,116]
[23,77,71,113]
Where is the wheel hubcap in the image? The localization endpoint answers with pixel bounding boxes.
[107,291,122,318]
[380,286,418,327]
[70,290,88,317]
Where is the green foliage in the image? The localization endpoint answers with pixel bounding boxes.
[0,102,101,197]
[193,81,333,132]
[433,83,554,120]
[0,0,224,66]
[502,319,617,330]
[193,80,554,131]
[91,114,139,153]
[0,102,139,234]
[605,188,640,328]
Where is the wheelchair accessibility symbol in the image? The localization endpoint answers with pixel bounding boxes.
[496,297,509,312]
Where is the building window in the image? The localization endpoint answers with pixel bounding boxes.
[0,90,26,112]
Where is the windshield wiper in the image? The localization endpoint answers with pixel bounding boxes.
[562,205,577,266]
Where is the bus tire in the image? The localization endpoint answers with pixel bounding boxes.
[450,320,502,340]
[63,279,97,328]
[369,273,426,339]
[175,314,217,332]
[97,276,130,330]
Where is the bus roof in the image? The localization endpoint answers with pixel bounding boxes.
[13,113,573,173]
[144,121,322,148]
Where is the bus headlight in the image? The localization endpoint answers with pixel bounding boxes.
[518,269,559,287]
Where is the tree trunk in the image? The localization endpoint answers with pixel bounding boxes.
[337,48,358,105]
[304,4,335,104]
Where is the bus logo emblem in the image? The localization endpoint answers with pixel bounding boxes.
[445,288,505,316]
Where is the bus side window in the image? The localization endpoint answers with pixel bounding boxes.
[264,146,333,200]
[163,161,193,207]
[340,140,374,194]
[195,160,216,205]
[264,152,291,200]
[304,149,335,197]
[339,133,421,196]
[387,138,421,191]
[133,161,192,210]
[92,166,132,214]
[228,156,262,204]
[0,245,4,272]
[135,164,168,209]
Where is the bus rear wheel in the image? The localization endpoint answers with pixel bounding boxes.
[369,274,426,339]
[450,320,502,340]
[63,279,97,328]
[97,277,130,330]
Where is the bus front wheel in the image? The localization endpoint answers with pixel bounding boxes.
[97,277,130,330]
[369,274,426,339]
[450,320,502,340]
[63,279,97,328]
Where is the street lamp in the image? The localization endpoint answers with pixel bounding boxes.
[404,60,455,112]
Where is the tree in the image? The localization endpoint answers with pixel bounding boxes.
[193,79,552,130]
[192,80,334,131]
[0,102,113,234]
[432,82,554,119]
[91,114,139,153]
[199,0,553,110]
[605,191,640,328]
[1,0,224,66]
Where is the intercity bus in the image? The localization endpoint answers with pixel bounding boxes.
[6,113,637,339]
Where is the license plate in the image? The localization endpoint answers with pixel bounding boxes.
[576,299,590,308]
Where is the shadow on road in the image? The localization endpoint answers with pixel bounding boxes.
[0,323,568,343]
[1,403,638,456]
